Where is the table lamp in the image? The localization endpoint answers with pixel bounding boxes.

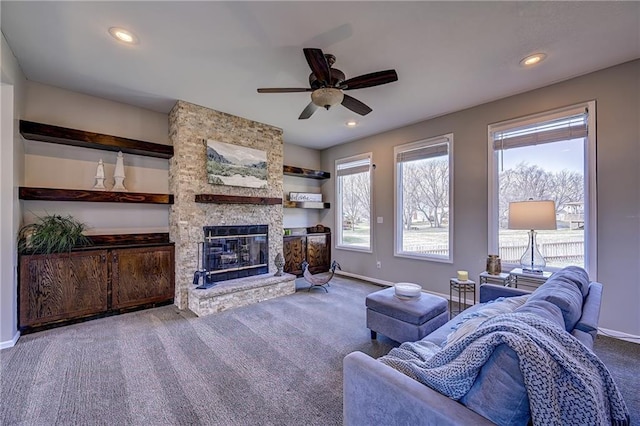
[508,200,557,273]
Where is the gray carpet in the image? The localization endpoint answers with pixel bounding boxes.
[1,276,638,425]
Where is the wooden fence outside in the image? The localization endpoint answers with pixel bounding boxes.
[405,241,584,264]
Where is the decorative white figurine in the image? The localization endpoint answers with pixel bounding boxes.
[112,151,128,192]
[92,158,106,191]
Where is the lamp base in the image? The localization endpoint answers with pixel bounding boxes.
[519,230,546,273]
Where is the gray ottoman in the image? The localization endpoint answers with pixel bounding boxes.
[366,286,448,343]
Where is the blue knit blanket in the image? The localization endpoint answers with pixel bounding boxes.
[379,313,629,425]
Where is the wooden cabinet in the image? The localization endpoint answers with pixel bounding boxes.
[307,234,331,274]
[19,250,109,328]
[19,244,175,331]
[283,236,307,276]
[283,232,331,276]
[111,245,175,309]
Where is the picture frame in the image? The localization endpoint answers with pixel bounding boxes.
[206,140,268,189]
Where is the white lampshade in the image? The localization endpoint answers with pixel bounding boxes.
[508,200,557,230]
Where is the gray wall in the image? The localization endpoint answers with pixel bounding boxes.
[321,60,640,337]
[0,34,26,347]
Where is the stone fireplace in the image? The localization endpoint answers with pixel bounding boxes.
[168,101,294,314]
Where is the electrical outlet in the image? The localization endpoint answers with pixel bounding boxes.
[376,261,381,269]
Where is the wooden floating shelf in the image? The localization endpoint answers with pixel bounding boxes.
[283,201,330,209]
[283,165,330,180]
[19,187,174,205]
[20,120,174,159]
[87,233,171,247]
[195,194,282,205]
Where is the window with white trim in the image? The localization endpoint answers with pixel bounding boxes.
[336,153,372,251]
[394,134,453,262]
[488,102,597,275]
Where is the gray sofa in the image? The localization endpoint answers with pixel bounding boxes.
[343,266,603,426]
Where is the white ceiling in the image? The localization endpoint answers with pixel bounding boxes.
[2,1,639,149]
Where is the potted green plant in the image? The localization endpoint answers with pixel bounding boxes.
[18,214,92,254]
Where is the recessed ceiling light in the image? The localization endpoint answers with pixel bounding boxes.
[345,120,358,127]
[520,53,547,67]
[108,27,138,45]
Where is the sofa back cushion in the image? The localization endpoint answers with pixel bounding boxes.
[515,299,565,328]
[527,268,587,331]
[550,266,590,297]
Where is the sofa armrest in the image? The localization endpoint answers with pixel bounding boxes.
[573,282,603,347]
[479,284,531,303]
[343,351,495,426]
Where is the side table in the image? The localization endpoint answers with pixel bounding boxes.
[508,268,553,289]
[479,271,513,287]
[449,278,476,319]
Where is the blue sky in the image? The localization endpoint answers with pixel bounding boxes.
[502,139,584,173]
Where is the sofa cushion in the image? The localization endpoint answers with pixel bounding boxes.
[459,344,530,425]
[549,266,590,298]
[514,299,565,329]
[527,276,584,331]
[422,303,488,346]
[443,295,529,346]
[455,300,557,425]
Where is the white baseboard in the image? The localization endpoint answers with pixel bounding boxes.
[0,331,20,350]
[336,270,394,287]
[597,327,640,344]
[335,270,474,304]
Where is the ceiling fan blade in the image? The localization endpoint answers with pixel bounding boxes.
[299,102,319,120]
[341,94,372,116]
[257,88,312,93]
[303,48,331,85]
[340,70,398,90]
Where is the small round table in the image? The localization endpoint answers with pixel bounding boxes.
[449,278,476,318]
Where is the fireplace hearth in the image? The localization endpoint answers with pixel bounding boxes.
[195,225,268,289]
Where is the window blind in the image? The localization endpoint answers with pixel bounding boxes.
[492,112,588,150]
[396,142,448,163]
[336,155,371,177]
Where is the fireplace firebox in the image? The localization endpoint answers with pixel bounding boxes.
[195,225,268,289]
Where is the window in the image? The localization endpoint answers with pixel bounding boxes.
[488,102,596,276]
[394,134,453,262]
[336,153,372,251]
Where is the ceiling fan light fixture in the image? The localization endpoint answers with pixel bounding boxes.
[345,120,358,127]
[108,27,139,45]
[311,88,344,110]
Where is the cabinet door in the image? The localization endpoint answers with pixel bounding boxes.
[19,250,108,328]
[307,234,330,274]
[111,245,175,309]
[283,236,306,276]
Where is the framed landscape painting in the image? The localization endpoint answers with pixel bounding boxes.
[206,140,268,189]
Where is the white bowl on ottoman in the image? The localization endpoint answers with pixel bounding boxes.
[394,282,422,299]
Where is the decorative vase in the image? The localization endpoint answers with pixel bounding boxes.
[486,254,501,275]
[92,158,106,190]
[274,253,285,276]
[112,151,128,192]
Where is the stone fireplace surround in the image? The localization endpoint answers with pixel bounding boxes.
[169,101,295,315]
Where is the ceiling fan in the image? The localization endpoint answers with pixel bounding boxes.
[257,48,398,119]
